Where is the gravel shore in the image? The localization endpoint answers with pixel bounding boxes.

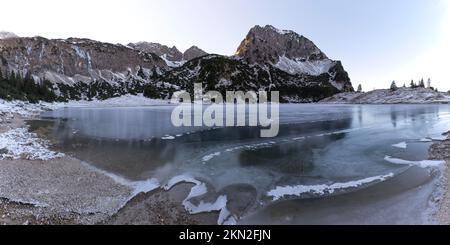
[429,133,450,225]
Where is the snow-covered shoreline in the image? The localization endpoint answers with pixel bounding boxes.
[3,88,449,119]
[0,94,171,116]
[0,95,173,161]
[320,87,450,104]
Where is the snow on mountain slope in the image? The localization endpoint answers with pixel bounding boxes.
[274,55,334,75]
[160,54,187,68]
[0,31,18,39]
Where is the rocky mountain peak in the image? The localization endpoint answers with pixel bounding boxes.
[128,42,183,62]
[235,25,328,65]
[128,42,208,68]
[234,24,353,94]
[183,46,208,61]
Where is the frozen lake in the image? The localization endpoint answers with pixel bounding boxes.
[29,104,450,224]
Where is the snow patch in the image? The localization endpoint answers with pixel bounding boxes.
[129,178,161,196]
[0,128,64,160]
[0,100,53,117]
[392,142,407,149]
[384,156,445,168]
[161,135,175,140]
[51,94,171,108]
[266,25,294,35]
[225,141,276,153]
[0,31,18,39]
[160,54,186,68]
[420,138,433,142]
[164,175,234,225]
[267,173,394,201]
[321,87,450,104]
[202,152,221,162]
[274,55,334,76]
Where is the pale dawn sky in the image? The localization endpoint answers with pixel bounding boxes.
[1,0,449,91]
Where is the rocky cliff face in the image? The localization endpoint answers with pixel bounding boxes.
[236,25,327,65]
[235,25,353,92]
[0,36,168,99]
[0,37,167,80]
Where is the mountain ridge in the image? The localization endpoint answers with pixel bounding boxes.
[127,42,208,67]
[1,25,353,102]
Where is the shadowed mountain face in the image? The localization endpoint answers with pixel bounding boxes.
[0,25,353,102]
[183,46,208,61]
[127,42,208,67]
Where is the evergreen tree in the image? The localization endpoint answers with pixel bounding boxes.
[137,66,146,79]
[357,84,362,93]
[410,80,416,88]
[419,78,425,88]
[390,81,398,91]
[0,70,58,103]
